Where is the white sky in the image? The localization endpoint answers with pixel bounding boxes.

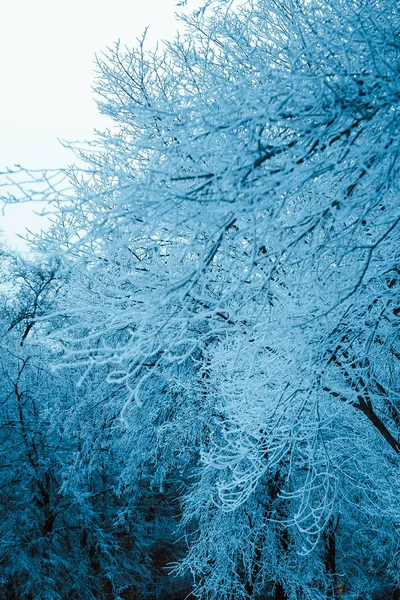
[0,0,194,250]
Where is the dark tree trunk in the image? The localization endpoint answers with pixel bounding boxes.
[244,468,289,600]
[274,582,288,600]
[324,521,340,600]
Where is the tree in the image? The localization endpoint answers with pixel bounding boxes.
[1,0,399,597]
[0,248,190,599]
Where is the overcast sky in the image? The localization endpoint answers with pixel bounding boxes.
[0,0,192,249]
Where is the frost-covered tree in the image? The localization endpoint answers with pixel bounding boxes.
[0,249,191,599]
[1,0,399,598]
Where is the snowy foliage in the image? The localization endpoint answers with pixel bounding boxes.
[1,0,400,598]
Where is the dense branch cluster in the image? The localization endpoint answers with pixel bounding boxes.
[0,0,399,598]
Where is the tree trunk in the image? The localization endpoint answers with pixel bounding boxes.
[324,521,340,600]
[274,582,288,600]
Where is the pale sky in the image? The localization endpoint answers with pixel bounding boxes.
[0,0,195,250]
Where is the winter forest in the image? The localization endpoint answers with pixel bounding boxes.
[0,0,399,598]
